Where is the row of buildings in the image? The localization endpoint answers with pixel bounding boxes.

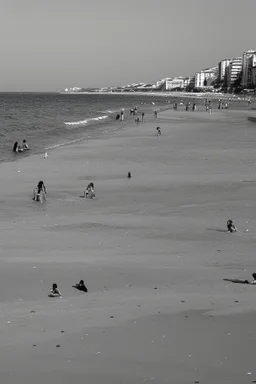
[62,49,256,94]
[154,49,256,93]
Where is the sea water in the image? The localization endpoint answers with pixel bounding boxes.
[0,92,170,163]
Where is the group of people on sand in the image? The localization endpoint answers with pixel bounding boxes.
[13,140,29,153]
[32,180,96,203]
[48,280,88,298]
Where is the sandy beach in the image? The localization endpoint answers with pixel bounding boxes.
[1,104,256,383]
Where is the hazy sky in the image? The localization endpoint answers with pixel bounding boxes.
[0,0,255,91]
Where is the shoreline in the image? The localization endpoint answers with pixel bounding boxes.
[59,90,251,100]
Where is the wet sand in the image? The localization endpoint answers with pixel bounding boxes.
[1,105,256,383]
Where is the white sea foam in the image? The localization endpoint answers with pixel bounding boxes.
[64,115,108,126]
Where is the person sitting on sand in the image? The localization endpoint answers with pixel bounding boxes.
[227,219,237,233]
[85,182,95,197]
[156,127,161,136]
[22,139,29,150]
[72,280,88,292]
[33,180,47,201]
[48,283,62,297]
[37,180,47,196]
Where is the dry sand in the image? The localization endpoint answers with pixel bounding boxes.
[1,105,256,383]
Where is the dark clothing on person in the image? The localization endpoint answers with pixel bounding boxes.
[13,142,18,152]
[73,280,88,292]
[227,219,236,232]
[37,181,46,194]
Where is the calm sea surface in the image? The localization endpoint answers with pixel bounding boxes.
[0,92,171,163]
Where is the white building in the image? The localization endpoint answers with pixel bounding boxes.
[195,67,218,88]
[165,77,185,90]
[64,87,82,92]
[226,57,242,88]
[162,76,194,90]
[218,59,231,82]
[241,50,256,88]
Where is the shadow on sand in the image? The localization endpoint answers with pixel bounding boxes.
[247,116,256,123]
[207,228,228,233]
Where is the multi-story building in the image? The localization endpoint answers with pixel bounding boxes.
[194,66,218,88]
[164,76,194,90]
[226,57,242,89]
[218,59,231,82]
[246,54,256,88]
[165,77,185,90]
[241,50,256,88]
[252,66,256,88]
[184,76,195,89]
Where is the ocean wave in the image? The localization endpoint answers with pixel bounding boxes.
[64,115,108,126]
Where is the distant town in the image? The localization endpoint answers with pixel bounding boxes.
[62,49,256,95]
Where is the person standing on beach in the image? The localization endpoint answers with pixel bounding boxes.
[154,110,158,118]
[142,112,145,122]
[121,110,124,121]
